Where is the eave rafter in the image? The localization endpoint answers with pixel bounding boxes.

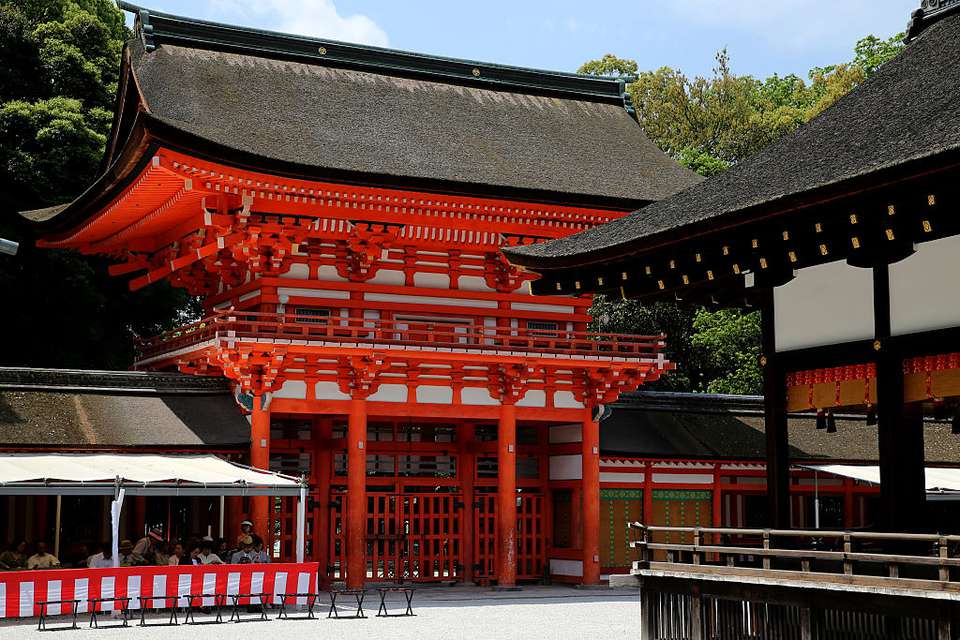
[534,174,960,305]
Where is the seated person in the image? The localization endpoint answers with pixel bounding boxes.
[198,538,223,565]
[117,540,144,566]
[0,541,27,571]
[251,535,270,564]
[27,542,60,570]
[230,536,256,564]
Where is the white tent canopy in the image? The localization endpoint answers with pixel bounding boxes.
[0,453,302,496]
[0,454,308,565]
[805,464,960,498]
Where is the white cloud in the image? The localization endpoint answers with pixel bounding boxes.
[209,0,389,47]
[663,0,915,52]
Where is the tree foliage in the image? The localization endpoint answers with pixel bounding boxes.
[0,1,193,369]
[581,33,905,395]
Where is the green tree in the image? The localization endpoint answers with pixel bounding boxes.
[576,53,637,78]
[0,0,192,369]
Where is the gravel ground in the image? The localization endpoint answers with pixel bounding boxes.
[0,586,641,640]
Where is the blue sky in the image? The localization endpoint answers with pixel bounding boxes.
[129,0,918,79]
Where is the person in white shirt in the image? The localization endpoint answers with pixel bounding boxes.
[86,542,115,568]
[27,542,60,570]
[198,538,223,565]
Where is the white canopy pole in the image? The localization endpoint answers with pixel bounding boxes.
[295,484,306,563]
[111,482,126,569]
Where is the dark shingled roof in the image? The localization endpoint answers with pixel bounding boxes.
[505,11,960,270]
[0,368,248,449]
[128,41,697,204]
[603,391,960,464]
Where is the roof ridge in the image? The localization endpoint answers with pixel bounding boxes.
[0,367,229,394]
[906,0,960,41]
[118,2,635,108]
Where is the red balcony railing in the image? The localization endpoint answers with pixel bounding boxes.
[136,311,667,363]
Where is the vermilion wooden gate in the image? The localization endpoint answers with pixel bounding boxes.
[474,493,545,581]
[330,492,463,582]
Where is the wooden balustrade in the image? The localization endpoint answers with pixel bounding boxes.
[136,311,667,362]
[622,523,960,640]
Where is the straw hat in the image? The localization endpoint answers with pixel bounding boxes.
[240,535,253,546]
[119,540,133,552]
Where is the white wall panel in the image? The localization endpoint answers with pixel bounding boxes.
[549,559,583,577]
[273,380,307,399]
[461,387,499,405]
[315,381,351,401]
[554,391,585,409]
[550,454,582,480]
[367,384,408,403]
[368,269,405,286]
[416,385,454,404]
[890,236,960,336]
[516,389,546,407]
[773,261,874,352]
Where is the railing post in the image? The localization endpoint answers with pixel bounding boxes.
[939,536,950,582]
[692,528,702,566]
[762,530,771,570]
[843,534,853,576]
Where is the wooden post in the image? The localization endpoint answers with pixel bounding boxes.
[874,266,928,533]
[582,408,601,585]
[461,423,477,584]
[249,394,272,542]
[690,584,704,640]
[346,398,367,589]
[497,402,518,588]
[760,290,791,530]
[315,418,333,585]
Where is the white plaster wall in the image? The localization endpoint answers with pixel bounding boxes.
[549,424,582,444]
[461,387,499,406]
[316,264,349,282]
[600,472,646,484]
[367,384,408,403]
[890,235,960,336]
[278,287,350,300]
[273,380,307,399]
[458,275,495,292]
[511,302,577,315]
[774,261,874,352]
[516,389,546,408]
[315,381,351,401]
[416,385,454,404]
[549,559,583,577]
[283,263,310,279]
[652,473,713,484]
[550,454,582,480]
[365,293,498,309]
[413,272,451,289]
[368,269,406,286]
[553,391,585,409]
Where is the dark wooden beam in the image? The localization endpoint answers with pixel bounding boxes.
[760,289,791,530]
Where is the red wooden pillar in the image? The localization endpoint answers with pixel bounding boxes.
[497,402,517,587]
[460,423,476,584]
[843,478,855,529]
[346,398,367,589]
[581,409,601,585]
[250,394,271,541]
[315,418,333,584]
[133,496,147,538]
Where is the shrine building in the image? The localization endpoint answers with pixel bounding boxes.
[17,4,700,587]
[505,1,960,534]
